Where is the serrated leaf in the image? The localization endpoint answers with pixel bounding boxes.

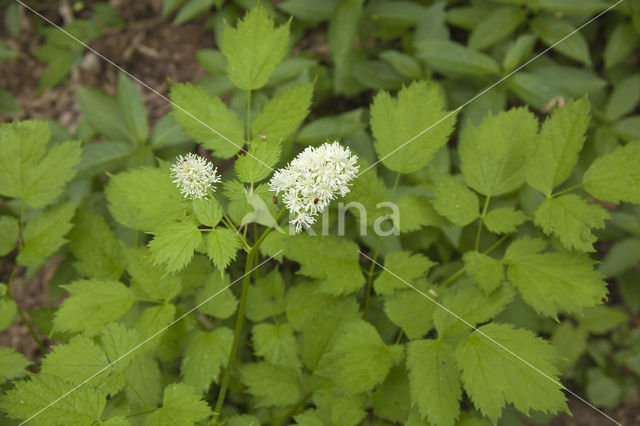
[192,197,222,227]
[195,272,237,319]
[253,323,301,370]
[124,246,181,303]
[41,336,123,396]
[181,328,232,393]
[434,280,514,337]
[396,194,443,232]
[106,166,186,231]
[455,323,568,423]
[316,319,396,395]
[484,207,528,234]
[205,227,241,272]
[374,251,435,295]
[504,238,608,317]
[246,269,286,322]
[101,323,141,373]
[17,201,76,266]
[371,81,457,173]
[143,383,212,425]
[0,215,18,256]
[0,121,82,207]
[240,362,300,407]
[252,82,313,142]
[468,6,526,50]
[149,220,202,273]
[135,304,176,353]
[583,141,640,204]
[1,374,105,426]
[117,73,148,143]
[169,82,243,158]
[286,234,364,296]
[531,16,590,65]
[407,340,461,426]
[372,365,411,423]
[527,98,590,195]
[384,289,436,339]
[220,6,290,90]
[77,86,132,142]
[534,195,609,252]
[460,108,538,196]
[124,355,162,409]
[54,280,135,335]
[464,251,505,293]
[68,209,124,280]
[0,347,30,383]
[415,39,501,76]
[235,139,281,184]
[431,173,479,226]
[173,0,214,25]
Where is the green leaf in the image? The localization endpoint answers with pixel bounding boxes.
[0,297,16,331]
[434,280,514,337]
[124,355,162,409]
[173,0,214,25]
[526,97,590,195]
[106,166,186,231]
[605,74,640,122]
[460,108,538,196]
[503,33,537,73]
[286,234,365,296]
[374,251,435,295]
[192,198,223,228]
[40,336,123,396]
[134,304,176,353]
[17,201,76,266]
[54,279,135,335]
[181,328,232,393]
[483,207,528,234]
[252,82,313,142]
[530,16,591,65]
[583,141,640,204]
[415,40,501,76]
[431,173,479,226]
[468,6,526,50]
[504,238,608,317]
[246,269,286,322]
[101,323,141,373]
[455,323,568,423]
[117,73,148,143]
[384,289,436,339]
[328,0,364,94]
[235,139,281,184]
[278,0,337,22]
[169,82,244,158]
[77,86,132,142]
[0,216,18,256]
[0,120,82,207]
[537,0,609,14]
[68,209,124,280]
[124,246,181,303]
[0,347,30,383]
[371,81,457,174]
[0,88,22,115]
[506,72,564,111]
[240,362,300,407]
[297,109,364,146]
[149,220,202,273]
[379,50,422,79]
[195,272,238,319]
[220,6,290,91]
[604,24,638,69]
[316,319,397,395]
[205,227,241,272]
[599,238,640,277]
[143,383,212,425]
[253,323,301,370]
[579,305,629,335]
[1,374,105,425]
[371,365,411,423]
[76,141,136,178]
[396,195,443,232]
[534,195,609,252]
[463,251,505,294]
[407,340,461,426]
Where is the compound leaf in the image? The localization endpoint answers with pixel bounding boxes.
[149,220,202,273]
[583,141,640,204]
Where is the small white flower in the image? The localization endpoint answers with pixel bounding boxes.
[170,153,221,199]
[269,141,359,232]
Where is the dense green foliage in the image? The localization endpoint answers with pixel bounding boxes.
[1,0,640,425]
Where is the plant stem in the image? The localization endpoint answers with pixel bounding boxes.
[551,182,584,198]
[213,208,286,423]
[6,264,46,354]
[474,195,491,251]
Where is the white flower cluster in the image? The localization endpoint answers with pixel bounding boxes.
[170,153,221,200]
[269,141,359,232]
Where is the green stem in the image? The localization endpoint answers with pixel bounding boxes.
[246,90,252,141]
[213,208,286,423]
[6,264,46,354]
[551,182,584,198]
[474,195,491,251]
